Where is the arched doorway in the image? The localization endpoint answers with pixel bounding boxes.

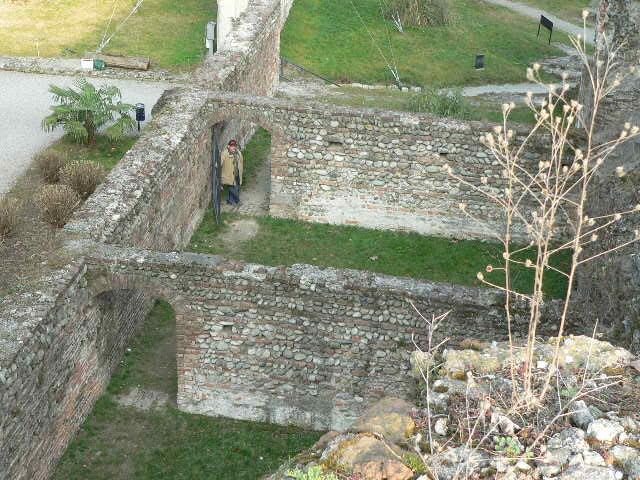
[211,120,273,218]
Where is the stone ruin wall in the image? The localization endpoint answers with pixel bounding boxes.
[203,94,546,240]
[84,245,533,432]
[574,0,640,352]
[0,85,549,478]
[0,0,293,478]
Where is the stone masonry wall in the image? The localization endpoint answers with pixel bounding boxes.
[573,145,640,352]
[84,244,529,432]
[0,0,294,478]
[574,4,640,352]
[0,258,152,479]
[202,93,545,240]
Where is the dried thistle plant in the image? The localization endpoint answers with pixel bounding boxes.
[443,16,640,410]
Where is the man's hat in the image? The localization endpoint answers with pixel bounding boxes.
[228,139,238,146]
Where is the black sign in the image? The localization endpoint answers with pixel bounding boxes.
[538,15,554,45]
[135,103,146,122]
[475,54,485,70]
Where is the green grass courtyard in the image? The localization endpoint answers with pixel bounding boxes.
[53,301,321,480]
[281,0,572,87]
[0,0,215,70]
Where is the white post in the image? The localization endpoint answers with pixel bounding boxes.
[217,0,250,52]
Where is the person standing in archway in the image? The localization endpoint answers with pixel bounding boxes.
[221,139,243,205]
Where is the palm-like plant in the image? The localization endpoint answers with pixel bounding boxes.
[42,79,136,145]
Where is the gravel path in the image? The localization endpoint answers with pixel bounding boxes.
[482,0,594,45]
[0,71,170,196]
[461,82,549,96]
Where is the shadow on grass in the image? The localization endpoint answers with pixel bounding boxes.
[190,213,571,300]
[53,301,322,480]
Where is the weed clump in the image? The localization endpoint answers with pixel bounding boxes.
[408,87,470,120]
[37,184,79,228]
[0,197,20,239]
[60,160,105,199]
[382,0,451,29]
[35,151,67,183]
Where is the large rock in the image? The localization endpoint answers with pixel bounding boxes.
[557,464,619,480]
[434,336,636,381]
[353,460,414,480]
[331,435,398,470]
[410,351,433,379]
[426,446,491,480]
[537,428,590,475]
[570,400,596,430]
[441,346,524,380]
[351,397,416,444]
[588,419,625,444]
[610,445,640,480]
[545,336,635,373]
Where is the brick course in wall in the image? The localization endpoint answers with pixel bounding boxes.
[83,244,534,431]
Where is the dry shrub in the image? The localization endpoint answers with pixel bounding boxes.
[382,0,451,28]
[35,151,66,183]
[60,160,105,199]
[37,184,79,228]
[0,197,20,239]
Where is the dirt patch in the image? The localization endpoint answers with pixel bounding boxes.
[114,388,170,411]
[219,218,260,249]
[0,165,70,297]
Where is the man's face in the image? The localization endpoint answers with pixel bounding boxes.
[228,144,237,153]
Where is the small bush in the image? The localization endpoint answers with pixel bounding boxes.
[287,466,338,480]
[0,197,20,239]
[37,184,79,228]
[382,0,451,28]
[60,160,105,199]
[35,151,66,183]
[407,87,470,120]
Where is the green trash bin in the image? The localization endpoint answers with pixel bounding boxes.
[93,59,106,71]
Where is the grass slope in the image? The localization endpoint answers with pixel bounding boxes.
[53,301,321,480]
[296,86,538,123]
[0,0,214,70]
[281,0,570,87]
[189,214,570,300]
[518,0,592,25]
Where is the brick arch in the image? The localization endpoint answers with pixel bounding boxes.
[204,100,288,144]
[85,268,189,328]
[204,100,292,216]
[84,266,197,404]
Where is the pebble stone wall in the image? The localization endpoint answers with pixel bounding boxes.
[203,93,546,240]
[84,245,531,431]
[0,0,294,478]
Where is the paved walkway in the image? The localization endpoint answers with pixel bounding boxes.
[0,70,169,196]
[482,0,594,45]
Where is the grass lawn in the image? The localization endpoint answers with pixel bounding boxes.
[189,214,571,300]
[242,128,271,186]
[281,0,570,87]
[518,0,593,25]
[304,86,537,124]
[53,301,321,480]
[46,134,137,172]
[0,0,215,70]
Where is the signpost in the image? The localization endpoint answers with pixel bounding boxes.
[538,15,554,45]
[211,127,222,225]
[135,103,145,132]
